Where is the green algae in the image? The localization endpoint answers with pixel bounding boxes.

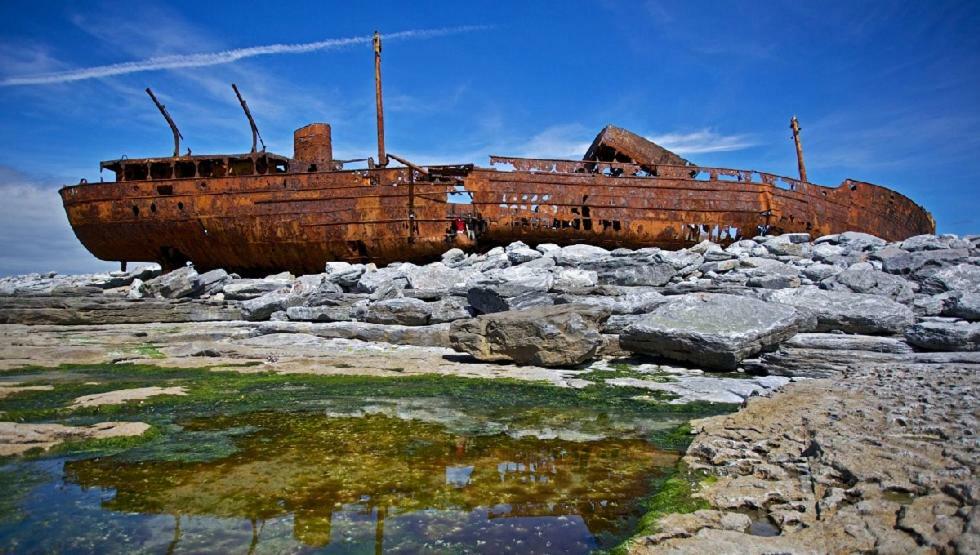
[0,362,739,552]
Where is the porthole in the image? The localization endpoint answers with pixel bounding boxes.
[178,202,185,211]
[150,202,157,213]
[132,205,140,217]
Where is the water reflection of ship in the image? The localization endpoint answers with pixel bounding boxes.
[63,413,677,551]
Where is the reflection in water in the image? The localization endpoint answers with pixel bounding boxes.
[5,412,678,553]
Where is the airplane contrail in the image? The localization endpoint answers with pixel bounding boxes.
[0,26,490,87]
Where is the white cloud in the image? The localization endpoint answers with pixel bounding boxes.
[0,26,491,87]
[646,129,756,155]
[0,167,115,276]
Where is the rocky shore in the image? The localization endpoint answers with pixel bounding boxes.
[1,231,978,551]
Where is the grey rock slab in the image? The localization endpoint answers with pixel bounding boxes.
[222,278,292,300]
[820,268,915,303]
[553,244,610,266]
[555,291,668,315]
[905,319,980,351]
[143,267,203,299]
[429,297,474,324]
[921,263,980,295]
[449,304,610,367]
[619,293,801,370]
[363,297,433,326]
[947,292,980,321]
[767,286,914,334]
[881,248,970,276]
[837,231,886,251]
[240,290,305,321]
[257,321,451,348]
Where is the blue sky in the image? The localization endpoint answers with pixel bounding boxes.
[0,1,977,275]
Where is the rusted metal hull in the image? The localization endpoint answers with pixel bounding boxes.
[60,168,474,275]
[466,158,935,250]
[61,158,934,274]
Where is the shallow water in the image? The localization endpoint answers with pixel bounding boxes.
[1,411,678,553]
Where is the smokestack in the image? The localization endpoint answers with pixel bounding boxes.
[293,123,333,171]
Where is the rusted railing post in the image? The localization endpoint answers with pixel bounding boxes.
[790,116,807,184]
[374,31,387,167]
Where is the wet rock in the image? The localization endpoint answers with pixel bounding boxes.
[143,266,203,299]
[449,304,610,367]
[608,375,790,404]
[767,287,914,334]
[620,293,800,370]
[905,319,980,351]
[364,297,433,326]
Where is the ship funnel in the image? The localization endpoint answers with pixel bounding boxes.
[294,123,333,172]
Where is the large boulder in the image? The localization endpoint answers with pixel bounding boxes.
[449,304,610,367]
[905,319,980,351]
[821,268,915,303]
[323,262,367,289]
[880,249,970,276]
[619,293,801,370]
[354,264,410,293]
[555,290,668,315]
[767,287,914,334]
[143,267,203,299]
[465,265,554,314]
[921,263,980,295]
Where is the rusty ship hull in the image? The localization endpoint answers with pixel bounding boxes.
[60,150,934,275]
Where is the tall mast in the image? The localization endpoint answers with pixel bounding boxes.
[145,88,184,157]
[374,31,387,167]
[790,115,807,183]
[232,83,265,154]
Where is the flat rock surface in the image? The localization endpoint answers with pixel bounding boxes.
[636,362,980,554]
[620,293,800,370]
[70,386,188,408]
[0,421,151,456]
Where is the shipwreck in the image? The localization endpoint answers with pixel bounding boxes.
[60,32,935,275]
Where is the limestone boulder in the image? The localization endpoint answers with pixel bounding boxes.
[143,266,203,299]
[363,297,433,326]
[619,293,801,370]
[449,304,610,367]
[767,287,915,334]
[905,319,980,351]
[820,268,915,303]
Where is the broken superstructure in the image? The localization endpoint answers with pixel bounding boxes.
[60,32,935,275]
